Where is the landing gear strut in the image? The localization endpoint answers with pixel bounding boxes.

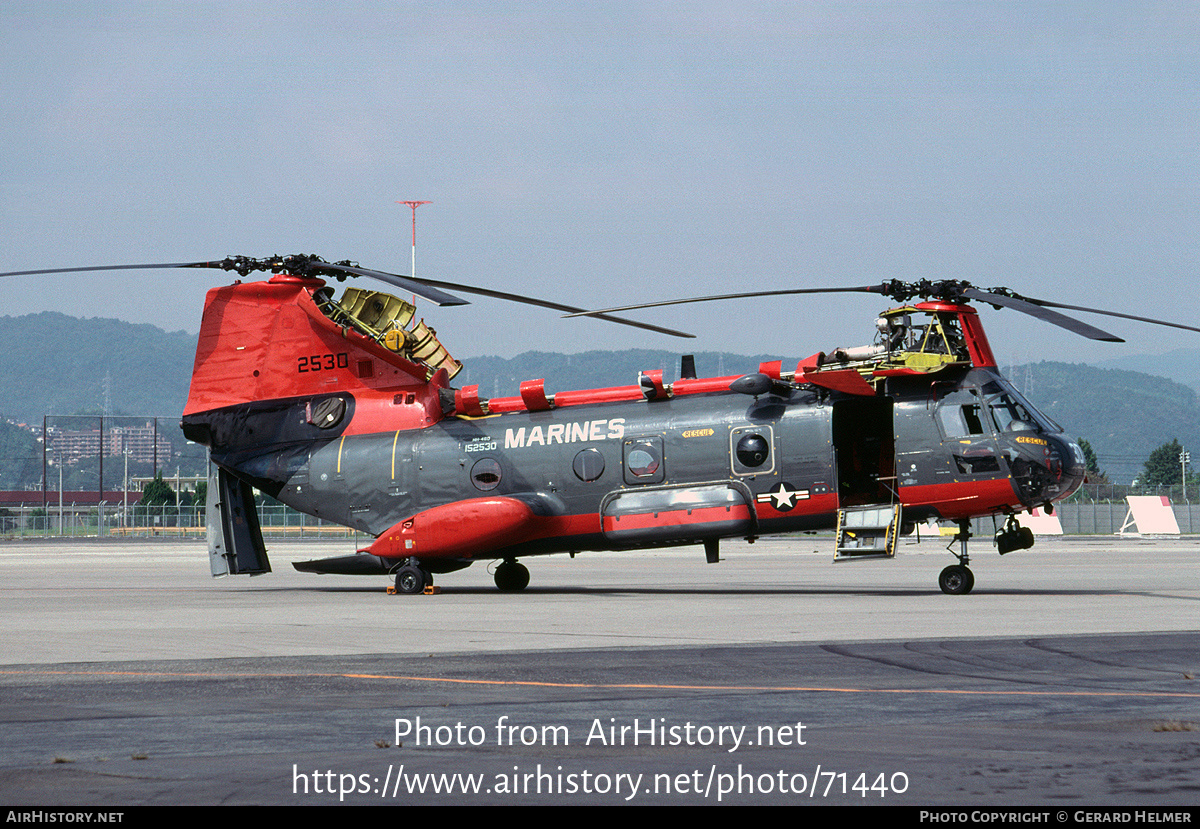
[939,519,975,595]
[393,560,431,595]
[494,559,530,592]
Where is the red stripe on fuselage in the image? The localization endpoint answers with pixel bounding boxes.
[601,503,753,533]
[899,477,1019,519]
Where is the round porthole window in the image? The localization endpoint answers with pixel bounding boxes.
[627,448,660,477]
[572,448,605,482]
[736,433,770,468]
[470,458,502,491]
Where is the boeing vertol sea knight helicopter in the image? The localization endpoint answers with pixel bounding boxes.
[6,254,1198,595]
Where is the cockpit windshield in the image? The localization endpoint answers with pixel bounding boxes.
[980,379,1060,434]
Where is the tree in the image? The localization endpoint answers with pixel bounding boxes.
[1077,438,1108,484]
[138,472,176,507]
[1140,439,1185,488]
[179,480,206,508]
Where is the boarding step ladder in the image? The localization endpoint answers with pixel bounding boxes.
[834,504,902,562]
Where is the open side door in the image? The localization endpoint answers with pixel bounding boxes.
[832,397,896,507]
[831,397,901,561]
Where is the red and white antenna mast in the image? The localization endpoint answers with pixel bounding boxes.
[397,200,431,279]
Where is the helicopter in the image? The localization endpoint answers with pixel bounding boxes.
[6,254,1198,595]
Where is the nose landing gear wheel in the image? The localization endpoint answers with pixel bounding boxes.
[938,564,975,595]
[494,560,530,592]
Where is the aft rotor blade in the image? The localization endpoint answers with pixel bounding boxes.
[315,262,468,306]
[0,262,215,278]
[561,285,887,318]
[0,258,470,307]
[962,288,1124,342]
[407,276,696,339]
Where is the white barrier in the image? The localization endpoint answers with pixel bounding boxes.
[1119,495,1181,535]
[1023,506,1063,535]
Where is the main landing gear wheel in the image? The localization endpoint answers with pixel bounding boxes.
[394,564,430,595]
[494,560,530,592]
[938,564,975,595]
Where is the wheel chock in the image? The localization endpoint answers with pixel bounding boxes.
[386,585,442,595]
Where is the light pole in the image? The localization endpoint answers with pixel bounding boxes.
[123,437,129,529]
[397,200,431,280]
[56,450,63,536]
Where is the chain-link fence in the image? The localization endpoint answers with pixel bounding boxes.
[1063,482,1200,505]
[7,485,1200,540]
[0,503,356,539]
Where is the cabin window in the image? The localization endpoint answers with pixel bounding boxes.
[736,434,770,467]
[931,388,988,441]
[953,453,1002,474]
[623,437,665,484]
[936,400,987,438]
[730,425,776,476]
[980,381,1039,432]
[572,448,606,482]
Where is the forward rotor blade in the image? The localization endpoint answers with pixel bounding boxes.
[561,285,886,318]
[1012,296,1200,337]
[407,276,695,339]
[962,288,1124,342]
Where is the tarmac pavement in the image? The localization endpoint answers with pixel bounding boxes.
[0,534,1197,806]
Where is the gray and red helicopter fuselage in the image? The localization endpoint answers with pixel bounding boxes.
[179,273,1084,593]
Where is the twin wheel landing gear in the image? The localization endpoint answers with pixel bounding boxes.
[391,558,531,594]
[938,563,975,595]
[936,515,1041,592]
[936,515,1036,594]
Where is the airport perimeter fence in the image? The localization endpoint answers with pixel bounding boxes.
[0,503,357,540]
[4,499,1200,540]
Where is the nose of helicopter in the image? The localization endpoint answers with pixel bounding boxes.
[1053,437,1088,500]
[1008,434,1086,507]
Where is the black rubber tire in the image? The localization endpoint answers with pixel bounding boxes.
[395,566,427,595]
[494,561,530,592]
[938,564,974,595]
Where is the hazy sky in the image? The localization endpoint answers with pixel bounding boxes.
[1,2,1197,368]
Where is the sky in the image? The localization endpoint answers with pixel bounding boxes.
[1,1,1197,368]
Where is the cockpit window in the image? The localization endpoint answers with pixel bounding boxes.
[980,380,1057,433]
[935,389,987,438]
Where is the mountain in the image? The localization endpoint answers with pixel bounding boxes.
[1004,361,1200,485]
[1090,348,1200,397]
[0,312,195,424]
[0,313,1191,486]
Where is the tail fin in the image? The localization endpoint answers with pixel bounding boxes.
[184,274,460,417]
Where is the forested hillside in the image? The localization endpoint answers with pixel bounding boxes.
[0,312,194,423]
[0,313,1193,487]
